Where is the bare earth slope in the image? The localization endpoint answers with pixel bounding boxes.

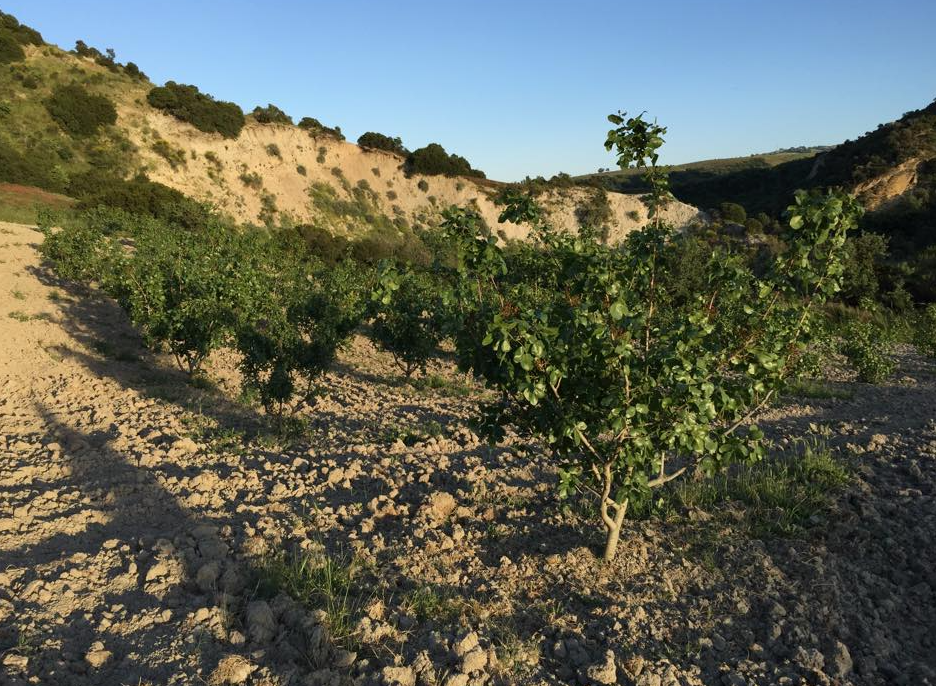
[2,222,935,686]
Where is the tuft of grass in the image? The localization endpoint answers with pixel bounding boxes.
[256,548,365,648]
[384,419,444,446]
[401,586,468,625]
[635,438,849,538]
[46,290,63,302]
[10,288,25,300]
[90,338,140,362]
[8,310,50,322]
[783,378,854,401]
[408,373,472,397]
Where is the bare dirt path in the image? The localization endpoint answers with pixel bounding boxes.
[1,220,935,686]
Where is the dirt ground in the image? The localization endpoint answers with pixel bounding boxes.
[1,220,935,686]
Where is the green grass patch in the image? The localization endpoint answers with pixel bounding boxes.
[783,378,854,401]
[255,547,367,648]
[635,438,850,538]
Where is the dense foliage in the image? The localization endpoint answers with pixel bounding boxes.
[147,82,245,138]
[398,112,861,561]
[406,143,485,179]
[252,104,293,125]
[0,10,43,47]
[44,84,117,137]
[0,29,25,63]
[357,132,407,156]
[371,265,444,378]
[298,117,344,140]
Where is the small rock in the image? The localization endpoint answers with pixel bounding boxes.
[209,654,258,685]
[196,561,221,592]
[585,649,616,685]
[2,653,28,670]
[85,648,113,669]
[453,632,479,658]
[246,600,277,644]
[442,675,469,686]
[424,492,456,523]
[460,647,487,674]
[382,665,416,686]
[830,641,853,677]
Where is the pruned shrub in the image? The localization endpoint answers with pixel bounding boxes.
[44,84,117,137]
[147,82,244,138]
[357,132,407,156]
[371,264,444,378]
[252,104,292,125]
[841,316,896,383]
[422,112,859,561]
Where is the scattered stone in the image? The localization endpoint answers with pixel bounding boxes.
[382,665,416,686]
[85,643,113,669]
[246,600,277,644]
[585,649,616,685]
[209,654,258,685]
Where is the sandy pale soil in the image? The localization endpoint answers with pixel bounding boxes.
[1,220,935,686]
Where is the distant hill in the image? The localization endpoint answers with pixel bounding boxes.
[0,10,699,244]
[590,101,936,256]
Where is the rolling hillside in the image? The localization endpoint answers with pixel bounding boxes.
[0,15,700,243]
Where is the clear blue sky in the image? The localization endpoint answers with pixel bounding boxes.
[5,0,935,181]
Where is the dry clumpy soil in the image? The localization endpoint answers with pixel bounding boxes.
[1,219,935,686]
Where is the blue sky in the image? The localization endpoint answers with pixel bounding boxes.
[5,0,935,180]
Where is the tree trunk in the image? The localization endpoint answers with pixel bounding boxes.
[601,498,629,562]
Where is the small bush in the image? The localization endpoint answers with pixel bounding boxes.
[299,117,344,140]
[296,164,307,176]
[44,84,117,137]
[266,143,282,159]
[718,201,747,224]
[240,171,263,190]
[147,82,245,138]
[575,188,612,243]
[0,30,25,64]
[152,139,187,169]
[0,10,43,46]
[316,147,327,164]
[417,179,429,192]
[840,317,896,383]
[357,131,407,155]
[913,304,936,358]
[406,142,485,178]
[252,104,292,125]
[371,265,445,378]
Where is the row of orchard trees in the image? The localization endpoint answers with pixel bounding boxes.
[41,112,864,561]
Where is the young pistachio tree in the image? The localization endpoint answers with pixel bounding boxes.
[432,112,860,561]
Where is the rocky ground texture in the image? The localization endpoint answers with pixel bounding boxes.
[1,220,935,685]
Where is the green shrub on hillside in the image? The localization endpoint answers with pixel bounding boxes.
[406,143,485,178]
[0,30,25,64]
[0,10,43,46]
[293,225,351,265]
[719,201,747,224]
[69,171,210,229]
[147,82,245,138]
[357,132,407,156]
[44,84,117,137]
[253,104,293,125]
[575,188,612,243]
[298,117,344,140]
